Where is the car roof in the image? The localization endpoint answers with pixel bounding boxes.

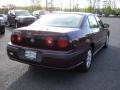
[33,10,47,12]
[52,12,93,16]
[10,10,28,12]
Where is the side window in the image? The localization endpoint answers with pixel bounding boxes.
[88,16,99,28]
[95,16,104,28]
[10,11,13,15]
[8,11,11,15]
[12,11,15,15]
[34,11,38,15]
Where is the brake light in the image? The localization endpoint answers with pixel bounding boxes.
[58,37,69,48]
[45,37,54,46]
[11,34,17,42]
[11,34,23,43]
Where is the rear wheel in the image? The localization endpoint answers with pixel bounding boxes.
[6,21,11,27]
[104,35,109,48]
[81,47,93,72]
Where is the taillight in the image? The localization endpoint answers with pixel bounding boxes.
[45,37,54,46]
[11,34,23,43]
[58,37,69,48]
[11,34,17,42]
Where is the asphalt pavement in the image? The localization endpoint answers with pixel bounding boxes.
[0,17,120,90]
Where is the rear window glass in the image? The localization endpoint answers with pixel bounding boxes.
[31,14,84,28]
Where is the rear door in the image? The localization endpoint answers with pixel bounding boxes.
[88,15,103,51]
[95,16,108,45]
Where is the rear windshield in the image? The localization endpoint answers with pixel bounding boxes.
[31,14,83,28]
[15,11,31,16]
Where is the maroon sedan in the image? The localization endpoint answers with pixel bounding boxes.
[7,13,110,72]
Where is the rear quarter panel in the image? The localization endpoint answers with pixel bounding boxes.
[66,15,95,54]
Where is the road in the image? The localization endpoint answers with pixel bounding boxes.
[0,18,120,90]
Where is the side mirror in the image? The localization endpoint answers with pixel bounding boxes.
[10,13,15,17]
[104,23,109,28]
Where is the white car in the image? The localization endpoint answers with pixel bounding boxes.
[33,10,49,19]
[0,14,7,24]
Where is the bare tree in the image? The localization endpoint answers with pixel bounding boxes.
[90,0,92,7]
[31,0,41,10]
[89,0,92,12]
[60,0,63,11]
[6,4,16,10]
[31,0,35,11]
[50,0,53,12]
[69,0,72,11]
[46,0,48,10]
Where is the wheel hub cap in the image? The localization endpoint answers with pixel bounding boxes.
[86,50,92,68]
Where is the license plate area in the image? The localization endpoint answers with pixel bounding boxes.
[18,49,43,62]
[25,50,37,60]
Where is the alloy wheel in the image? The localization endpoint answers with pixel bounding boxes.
[86,49,92,69]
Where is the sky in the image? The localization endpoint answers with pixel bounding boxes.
[0,0,120,8]
[0,0,88,8]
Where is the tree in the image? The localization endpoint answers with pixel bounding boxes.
[103,6,113,16]
[86,6,95,13]
[115,8,120,15]
[1,5,9,14]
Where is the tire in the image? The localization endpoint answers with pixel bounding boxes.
[15,22,18,28]
[6,21,11,27]
[81,47,93,72]
[0,27,5,35]
[104,35,109,48]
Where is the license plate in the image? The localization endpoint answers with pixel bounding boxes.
[25,50,37,60]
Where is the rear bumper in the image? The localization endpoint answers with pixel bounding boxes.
[7,43,85,70]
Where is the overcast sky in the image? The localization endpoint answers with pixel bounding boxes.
[0,0,120,8]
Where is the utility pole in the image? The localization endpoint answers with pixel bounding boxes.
[103,0,107,8]
[46,0,48,10]
[90,0,92,12]
[60,0,63,11]
[95,0,100,14]
[31,0,35,11]
[70,0,72,11]
[51,0,53,12]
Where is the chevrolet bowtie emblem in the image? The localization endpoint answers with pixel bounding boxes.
[30,38,35,43]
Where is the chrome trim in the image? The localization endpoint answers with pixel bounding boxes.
[93,44,104,56]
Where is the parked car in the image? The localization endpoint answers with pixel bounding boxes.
[95,14,102,17]
[109,14,116,17]
[32,10,49,19]
[0,15,5,34]
[0,14,8,24]
[7,10,36,28]
[7,12,110,72]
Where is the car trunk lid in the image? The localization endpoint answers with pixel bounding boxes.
[12,27,74,51]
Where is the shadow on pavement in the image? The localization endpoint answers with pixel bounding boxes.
[7,66,87,90]
[7,45,120,90]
